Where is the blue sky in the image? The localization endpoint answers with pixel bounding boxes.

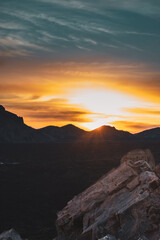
[0,0,160,65]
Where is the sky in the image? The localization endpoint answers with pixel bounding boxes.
[0,0,160,132]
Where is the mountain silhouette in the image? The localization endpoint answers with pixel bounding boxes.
[39,124,86,141]
[0,106,88,142]
[0,105,160,142]
[1,105,160,240]
[0,105,52,143]
[135,127,160,140]
[88,125,133,140]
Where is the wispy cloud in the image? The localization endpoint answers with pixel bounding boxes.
[0,22,26,30]
[2,98,93,128]
[0,0,159,61]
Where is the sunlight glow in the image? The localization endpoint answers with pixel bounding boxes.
[69,88,140,129]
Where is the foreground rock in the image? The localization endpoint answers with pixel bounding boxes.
[55,149,160,240]
[0,229,23,240]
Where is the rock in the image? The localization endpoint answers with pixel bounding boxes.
[0,229,23,240]
[99,234,117,240]
[121,149,155,170]
[155,164,160,178]
[137,237,149,240]
[55,149,160,240]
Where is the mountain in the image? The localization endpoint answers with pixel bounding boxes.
[0,105,88,142]
[0,105,52,143]
[88,125,133,141]
[0,105,160,143]
[0,105,133,143]
[39,124,87,141]
[135,127,160,140]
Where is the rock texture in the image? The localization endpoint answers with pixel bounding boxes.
[0,229,22,240]
[55,149,160,240]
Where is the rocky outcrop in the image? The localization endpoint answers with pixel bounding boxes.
[0,229,22,240]
[55,149,160,240]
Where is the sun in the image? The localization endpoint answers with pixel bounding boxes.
[69,87,140,130]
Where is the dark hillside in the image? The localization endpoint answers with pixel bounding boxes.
[0,141,160,240]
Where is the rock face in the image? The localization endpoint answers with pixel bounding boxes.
[0,229,22,240]
[55,149,160,240]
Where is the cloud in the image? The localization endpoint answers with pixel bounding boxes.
[0,49,29,57]
[37,0,103,14]
[0,22,26,30]
[126,107,160,115]
[3,98,93,128]
[0,0,160,63]
[0,59,160,103]
[37,0,160,18]
[111,120,160,133]
[0,36,50,57]
[29,110,92,122]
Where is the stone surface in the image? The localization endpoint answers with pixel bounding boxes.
[55,149,160,240]
[0,229,22,240]
[99,235,116,240]
[121,149,155,170]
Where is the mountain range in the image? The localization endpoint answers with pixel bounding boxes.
[0,105,160,143]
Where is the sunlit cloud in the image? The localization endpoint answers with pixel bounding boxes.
[0,59,160,132]
[111,120,160,133]
[126,107,160,116]
[2,98,93,128]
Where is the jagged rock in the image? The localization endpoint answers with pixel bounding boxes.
[0,229,22,240]
[55,149,160,240]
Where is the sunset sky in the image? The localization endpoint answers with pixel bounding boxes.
[0,0,160,132]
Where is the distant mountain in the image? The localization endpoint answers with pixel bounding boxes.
[39,124,87,141]
[87,125,133,141]
[0,105,160,143]
[0,105,87,143]
[0,105,53,143]
[135,127,160,140]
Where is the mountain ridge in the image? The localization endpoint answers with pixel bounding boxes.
[0,105,160,142]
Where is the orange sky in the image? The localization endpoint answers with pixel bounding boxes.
[1,59,160,133]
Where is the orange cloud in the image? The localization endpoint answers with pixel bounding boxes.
[2,98,93,128]
[111,120,160,133]
[0,58,160,131]
[1,59,159,103]
[125,107,160,115]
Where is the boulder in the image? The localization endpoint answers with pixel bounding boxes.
[121,149,155,170]
[0,229,22,240]
[55,149,160,240]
